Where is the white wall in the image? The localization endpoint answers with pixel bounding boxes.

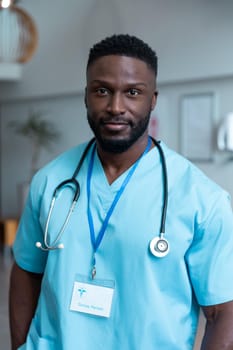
[158,76,233,197]
[0,94,93,217]
[1,0,233,100]
[1,0,233,215]
[1,2,233,347]
[1,74,233,217]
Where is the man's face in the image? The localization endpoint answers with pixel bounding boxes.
[85,55,157,153]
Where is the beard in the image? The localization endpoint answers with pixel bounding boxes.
[87,112,151,153]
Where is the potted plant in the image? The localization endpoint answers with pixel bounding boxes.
[9,109,60,179]
[8,110,60,213]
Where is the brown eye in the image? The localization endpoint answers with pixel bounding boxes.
[96,88,108,95]
[128,89,139,96]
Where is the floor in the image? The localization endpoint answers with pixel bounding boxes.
[0,250,13,350]
[0,249,205,350]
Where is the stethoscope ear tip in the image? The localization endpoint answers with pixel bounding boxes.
[35,241,42,248]
[35,241,64,250]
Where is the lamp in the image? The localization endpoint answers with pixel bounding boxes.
[0,0,38,80]
[217,113,233,152]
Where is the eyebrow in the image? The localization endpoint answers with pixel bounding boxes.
[90,79,148,87]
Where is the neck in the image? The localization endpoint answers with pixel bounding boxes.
[96,135,152,184]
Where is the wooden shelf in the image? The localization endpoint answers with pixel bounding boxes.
[0,218,18,248]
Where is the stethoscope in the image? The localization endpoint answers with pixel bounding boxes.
[36,136,169,258]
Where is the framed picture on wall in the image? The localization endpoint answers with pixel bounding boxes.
[180,93,215,161]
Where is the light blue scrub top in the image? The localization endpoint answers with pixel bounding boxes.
[13,141,233,350]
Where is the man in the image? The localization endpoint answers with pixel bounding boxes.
[9,34,233,349]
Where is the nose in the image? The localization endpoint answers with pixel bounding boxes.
[107,93,126,115]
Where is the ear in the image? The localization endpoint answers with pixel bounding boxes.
[84,87,87,108]
[151,90,158,111]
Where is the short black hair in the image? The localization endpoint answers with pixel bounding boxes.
[87,34,158,77]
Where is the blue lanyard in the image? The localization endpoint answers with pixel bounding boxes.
[87,137,152,278]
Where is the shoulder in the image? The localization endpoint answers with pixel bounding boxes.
[161,142,227,195]
[29,140,93,202]
[160,142,231,220]
[34,141,90,179]
[38,141,90,175]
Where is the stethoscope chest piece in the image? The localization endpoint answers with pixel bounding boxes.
[149,236,169,258]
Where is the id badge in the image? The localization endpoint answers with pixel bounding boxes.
[70,274,115,318]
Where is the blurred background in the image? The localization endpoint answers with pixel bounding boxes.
[0,0,233,348]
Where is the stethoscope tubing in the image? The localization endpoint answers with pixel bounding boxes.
[36,136,168,253]
[151,137,168,237]
[36,139,95,251]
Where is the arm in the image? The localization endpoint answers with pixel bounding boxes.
[201,300,233,350]
[9,261,43,350]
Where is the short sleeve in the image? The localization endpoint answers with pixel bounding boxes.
[186,191,233,306]
[13,172,48,274]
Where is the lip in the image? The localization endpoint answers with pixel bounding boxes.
[101,119,130,131]
[102,119,129,124]
[102,121,129,131]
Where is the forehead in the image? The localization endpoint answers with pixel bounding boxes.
[86,55,155,85]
